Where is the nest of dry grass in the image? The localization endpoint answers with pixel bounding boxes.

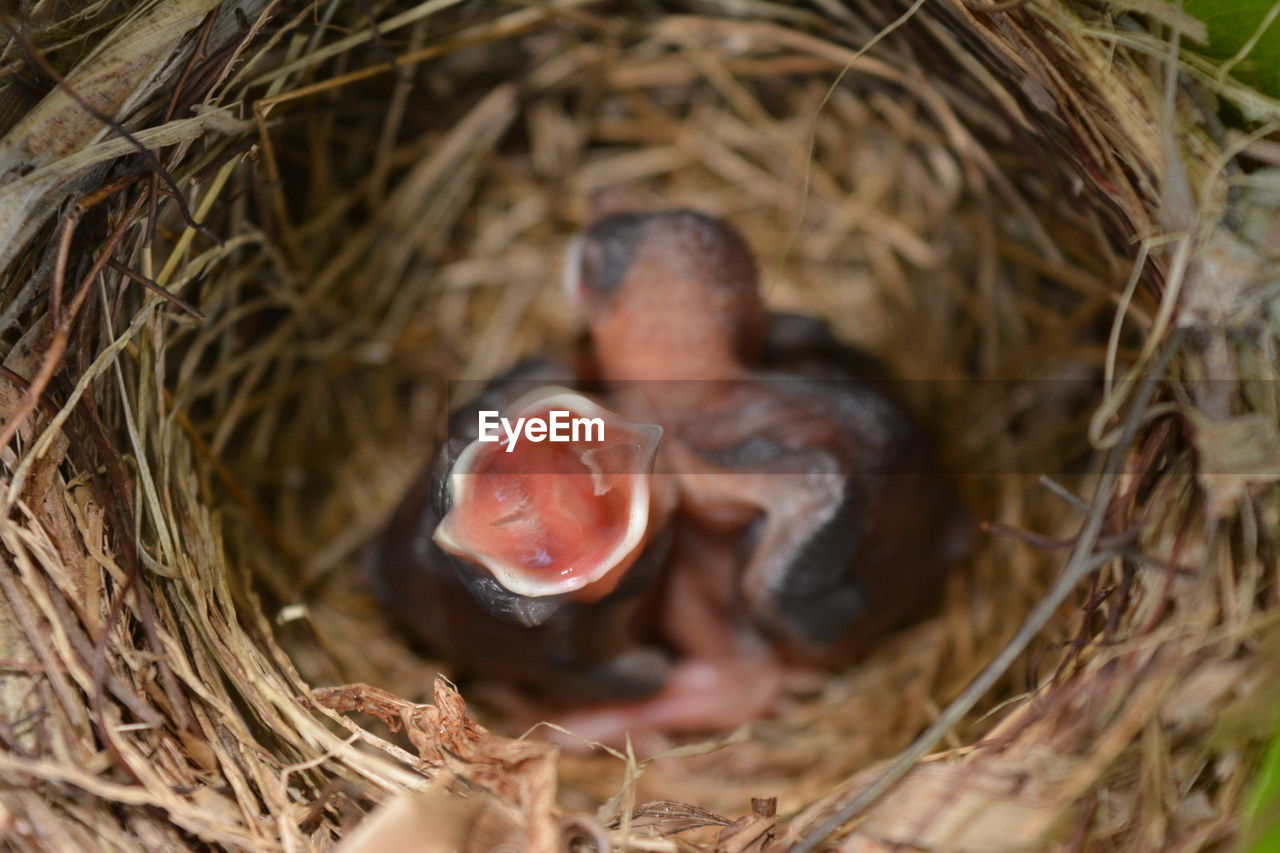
[1,1,1278,850]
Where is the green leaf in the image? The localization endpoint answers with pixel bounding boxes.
[1181,0,1280,99]
[1244,725,1280,853]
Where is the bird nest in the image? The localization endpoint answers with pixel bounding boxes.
[2,1,1278,851]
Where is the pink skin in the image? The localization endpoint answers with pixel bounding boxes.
[549,659,785,752]
[538,215,799,747]
[481,524,815,752]
[486,654,790,756]
[537,527,821,752]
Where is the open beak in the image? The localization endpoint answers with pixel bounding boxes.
[433,387,663,601]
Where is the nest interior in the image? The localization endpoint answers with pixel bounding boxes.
[1,1,1278,851]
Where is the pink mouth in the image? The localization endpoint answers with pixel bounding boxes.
[433,388,662,600]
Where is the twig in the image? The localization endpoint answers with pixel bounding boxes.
[105,260,206,320]
[358,0,400,77]
[1038,475,1090,514]
[784,0,929,268]
[961,0,1034,13]
[146,8,219,242]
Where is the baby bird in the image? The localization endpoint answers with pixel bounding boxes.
[369,360,678,706]
[553,210,973,739]
[373,209,970,743]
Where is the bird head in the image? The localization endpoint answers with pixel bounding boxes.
[563,209,766,381]
[433,386,665,607]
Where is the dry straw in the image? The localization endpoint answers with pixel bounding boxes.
[1,1,1278,850]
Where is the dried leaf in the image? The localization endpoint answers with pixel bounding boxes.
[316,678,560,852]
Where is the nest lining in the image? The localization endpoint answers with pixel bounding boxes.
[0,1,1277,851]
